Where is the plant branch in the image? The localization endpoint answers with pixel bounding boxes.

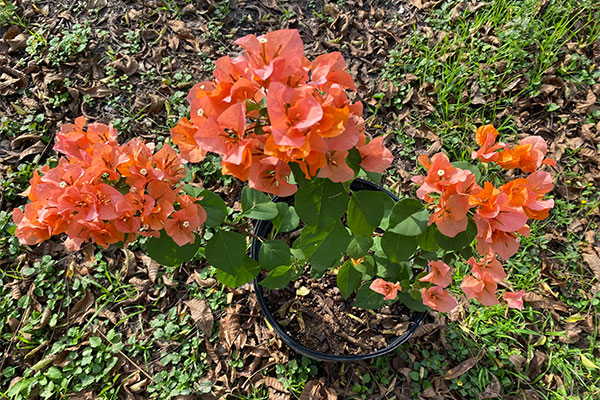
[223,221,264,242]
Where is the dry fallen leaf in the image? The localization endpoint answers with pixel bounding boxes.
[219,304,247,352]
[299,379,321,400]
[139,254,160,283]
[581,246,600,282]
[185,298,214,337]
[69,290,95,323]
[263,376,289,394]
[574,88,597,114]
[445,349,484,380]
[409,0,424,9]
[478,373,501,399]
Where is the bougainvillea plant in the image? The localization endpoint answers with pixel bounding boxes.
[14,29,555,315]
[13,117,207,257]
[167,29,555,312]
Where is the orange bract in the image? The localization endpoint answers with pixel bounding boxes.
[170,29,393,196]
[420,286,458,313]
[370,278,402,301]
[14,118,206,251]
[411,125,554,308]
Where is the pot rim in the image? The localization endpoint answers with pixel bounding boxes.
[250,177,427,362]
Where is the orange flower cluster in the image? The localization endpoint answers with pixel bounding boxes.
[370,278,402,301]
[13,117,206,250]
[412,124,555,310]
[419,260,458,312]
[170,29,393,196]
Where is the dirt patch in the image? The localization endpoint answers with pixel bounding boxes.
[261,268,413,356]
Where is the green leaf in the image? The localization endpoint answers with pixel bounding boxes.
[417,224,439,252]
[289,162,310,186]
[89,337,102,348]
[215,256,260,287]
[198,381,213,394]
[205,230,246,275]
[295,178,348,228]
[381,231,417,262]
[346,147,362,176]
[259,240,291,271]
[301,220,351,275]
[259,265,298,289]
[434,218,477,251]
[46,367,62,380]
[353,255,376,280]
[347,235,374,259]
[378,195,397,230]
[375,258,413,282]
[337,259,363,299]
[363,170,383,184]
[197,190,228,227]
[452,161,482,183]
[183,184,202,197]
[353,283,384,309]
[271,203,300,233]
[347,191,386,237]
[241,187,279,220]
[388,199,429,236]
[398,290,428,312]
[145,231,201,267]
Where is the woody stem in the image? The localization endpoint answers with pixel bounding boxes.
[223,221,264,242]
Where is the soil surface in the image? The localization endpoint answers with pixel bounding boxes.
[262,269,413,356]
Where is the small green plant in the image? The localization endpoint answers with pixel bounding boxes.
[47,24,91,65]
[275,358,317,394]
[0,0,22,26]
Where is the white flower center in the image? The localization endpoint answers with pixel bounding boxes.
[59,181,67,188]
[182,221,190,228]
[437,169,445,177]
[197,108,204,116]
[140,168,148,176]
[258,37,267,44]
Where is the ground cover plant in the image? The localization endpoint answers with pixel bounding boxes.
[1,0,599,399]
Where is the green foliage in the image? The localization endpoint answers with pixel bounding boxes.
[300,220,351,276]
[353,283,384,309]
[346,235,374,259]
[388,199,429,236]
[258,240,291,271]
[294,178,348,228]
[194,189,228,227]
[270,203,300,234]
[145,230,201,267]
[205,230,247,275]
[241,187,279,220]
[259,265,299,289]
[347,191,386,237]
[337,259,362,299]
[434,219,477,252]
[381,232,418,262]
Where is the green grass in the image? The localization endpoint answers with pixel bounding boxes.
[383,0,600,159]
[375,0,600,399]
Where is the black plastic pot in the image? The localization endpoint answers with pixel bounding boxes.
[250,178,427,362]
